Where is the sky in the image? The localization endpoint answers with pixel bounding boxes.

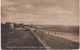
[1,0,79,26]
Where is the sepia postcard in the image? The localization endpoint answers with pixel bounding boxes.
[1,0,79,50]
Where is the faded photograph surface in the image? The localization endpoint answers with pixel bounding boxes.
[1,0,79,50]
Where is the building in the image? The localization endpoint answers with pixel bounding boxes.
[5,22,14,29]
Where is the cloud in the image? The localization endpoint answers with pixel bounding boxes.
[32,6,76,20]
[3,6,18,11]
[1,11,38,23]
[1,0,18,7]
[24,4,34,8]
[1,0,79,26]
[39,6,73,14]
[1,0,19,12]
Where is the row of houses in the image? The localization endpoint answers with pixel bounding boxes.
[34,29,65,35]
